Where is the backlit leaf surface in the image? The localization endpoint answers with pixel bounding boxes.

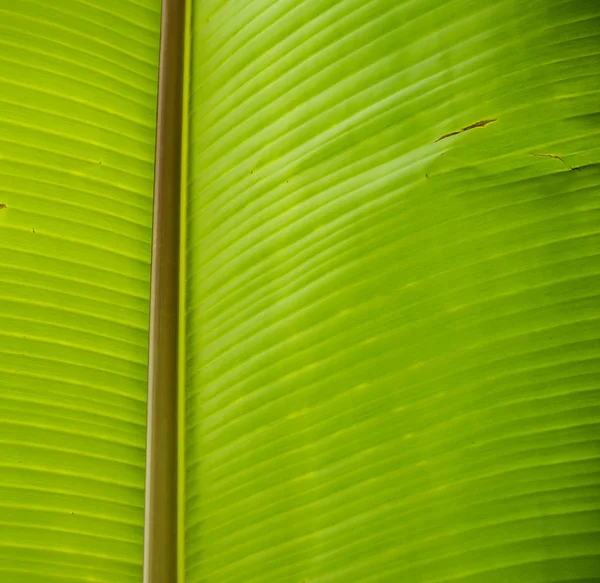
[185,1,600,582]
[0,1,161,581]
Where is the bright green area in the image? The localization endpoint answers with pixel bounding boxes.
[185,1,600,582]
[0,0,161,581]
[0,0,599,581]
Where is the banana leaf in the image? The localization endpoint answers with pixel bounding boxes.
[0,0,599,582]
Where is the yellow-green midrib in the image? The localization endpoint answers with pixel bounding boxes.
[0,0,161,581]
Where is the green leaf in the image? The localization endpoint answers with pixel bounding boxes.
[0,1,161,581]
[185,1,600,582]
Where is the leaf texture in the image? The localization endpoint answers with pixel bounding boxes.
[0,0,161,581]
[185,0,600,582]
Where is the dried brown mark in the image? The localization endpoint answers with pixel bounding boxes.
[0,203,6,210]
[532,153,574,170]
[435,119,497,142]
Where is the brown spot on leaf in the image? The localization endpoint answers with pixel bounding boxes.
[435,119,497,142]
[0,203,6,210]
[533,153,564,162]
[461,119,497,131]
[435,130,461,142]
[532,153,573,169]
